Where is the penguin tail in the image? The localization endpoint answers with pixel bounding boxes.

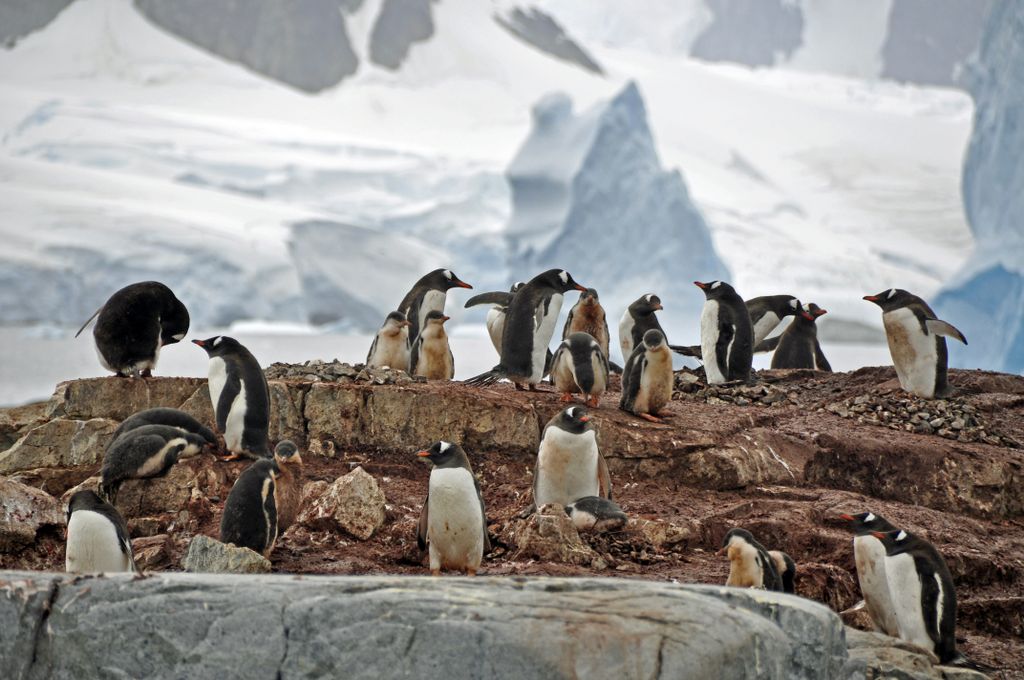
[74,306,103,338]
[670,344,702,359]
[464,367,506,387]
[98,480,119,505]
[947,653,994,673]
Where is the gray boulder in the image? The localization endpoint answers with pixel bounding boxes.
[182,534,271,574]
[0,477,64,551]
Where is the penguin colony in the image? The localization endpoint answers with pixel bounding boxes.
[65,272,980,666]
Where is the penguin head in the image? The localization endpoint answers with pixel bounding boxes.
[800,303,827,322]
[863,288,914,311]
[553,405,593,434]
[870,528,918,554]
[274,440,303,467]
[579,288,600,306]
[191,335,243,357]
[717,527,758,555]
[784,297,802,317]
[437,269,473,291]
[694,280,737,299]
[160,295,190,346]
[382,311,411,333]
[630,294,663,316]
[838,511,897,534]
[510,282,526,293]
[66,489,106,520]
[416,440,467,468]
[424,310,450,326]
[538,269,587,293]
[642,329,667,351]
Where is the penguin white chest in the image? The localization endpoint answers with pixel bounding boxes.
[726,541,764,588]
[485,308,505,353]
[370,331,410,371]
[752,312,781,346]
[701,300,727,384]
[853,535,901,636]
[427,467,484,570]
[420,290,446,330]
[208,357,247,451]
[66,511,131,573]
[636,349,673,413]
[884,552,934,652]
[883,309,938,398]
[618,310,634,358]
[535,428,599,507]
[530,293,564,382]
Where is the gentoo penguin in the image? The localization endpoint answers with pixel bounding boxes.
[533,406,611,510]
[100,424,207,503]
[271,440,303,534]
[550,332,609,407]
[767,303,832,371]
[838,511,901,636]
[564,496,627,533]
[220,458,279,557]
[618,294,665,359]
[398,268,472,343]
[75,281,189,378]
[365,311,411,371]
[678,294,802,358]
[619,329,674,422]
[193,336,270,459]
[718,528,783,591]
[466,269,586,389]
[464,282,524,354]
[416,441,490,576]
[864,289,967,399]
[696,280,754,384]
[563,289,612,361]
[65,489,136,574]
[768,550,797,594]
[110,407,217,448]
[872,529,958,663]
[410,310,455,380]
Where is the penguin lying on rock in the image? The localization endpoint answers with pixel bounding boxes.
[564,496,627,533]
[100,424,207,503]
[111,407,217,448]
[65,489,136,574]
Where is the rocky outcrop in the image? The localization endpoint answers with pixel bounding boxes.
[183,535,272,574]
[297,467,385,540]
[0,477,64,551]
[508,504,597,565]
[0,418,116,474]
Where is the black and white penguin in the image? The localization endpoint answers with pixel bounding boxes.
[365,311,411,371]
[563,289,612,362]
[768,550,797,594]
[532,406,611,509]
[220,457,279,557]
[872,529,958,663]
[65,489,136,573]
[620,329,674,422]
[564,496,627,533]
[398,268,473,343]
[550,332,609,407]
[110,407,217,448]
[100,424,207,503]
[464,282,524,354]
[767,303,832,371]
[192,336,270,459]
[410,311,455,380]
[618,294,665,359]
[838,511,901,637]
[416,441,490,576]
[747,295,801,349]
[75,281,189,378]
[864,289,967,399]
[717,528,783,591]
[272,440,303,534]
[466,269,586,389]
[696,280,754,384]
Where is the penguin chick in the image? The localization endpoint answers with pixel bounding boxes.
[769,303,832,371]
[768,550,797,594]
[416,441,490,576]
[838,511,901,636]
[65,489,136,574]
[564,496,627,533]
[271,440,303,534]
[533,406,611,510]
[550,332,609,407]
[220,458,279,558]
[717,528,783,591]
[563,288,613,364]
[111,407,217,448]
[398,268,473,344]
[619,329,673,422]
[410,310,455,380]
[366,311,411,372]
[100,424,206,504]
[193,335,270,460]
[696,280,754,384]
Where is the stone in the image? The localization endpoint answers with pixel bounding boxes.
[0,400,48,454]
[0,477,64,551]
[133,534,173,571]
[297,467,385,540]
[0,418,117,474]
[48,377,207,421]
[632,518,692,550]
[511,504,597,565]
[182,535,271,574]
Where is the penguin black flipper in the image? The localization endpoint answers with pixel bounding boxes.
[561,305,575,341]
[365,334,380,365]
[472,472,492,553]
[925,319,968,345]
[464,291,513,309]
[671,344,702,358]
[597,452,612,501]
[715,319,735,378]
[215,367,242,433]
[608,361,623,374]
[755,336,781,354]
[112,408,216,446]
[410,336,422,375]
[417,495,429,551]
[814,341,833,372]
[464,366,506,387]
[619,345,646,412]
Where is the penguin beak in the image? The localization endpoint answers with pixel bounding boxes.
[838,514,855,522]
[191,339,206,347]
[816,309,828,317]
[441,315,451,323]
[574,284,587,292]
[863,295,879,302]
[715,546,727,556]
[694,281,707,290]
[654,302,664,311]
[801,311,815,321]
[578,415,591,422]
[416,450,431,458]
[454,278,473,289]
[870,531,887,539]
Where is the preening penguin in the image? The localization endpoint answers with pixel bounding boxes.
[416,441,490,576]
[398,268,472,343]
[695,280,754,384]
[619,329,674,422]
[76,281,189,378]
[100,424,207,503]
[563,288,613,363]
[220,458,279,557]
[366,311,411,371]
[193,336,270,459]
[768,550,797,594]
[718,528,783,591]
[410,310,455,380]
[464,282,524,355]
[271,440,303,533]
[65,489,136,574]
[550,332,609,407]
[838,511,901,636]
[747,295,801,349]
[465,269,586,389]
[864,289,967,399]
[767,303,832,371]
[533,406,611,510]
[111,407,217,448]
[565,496,627,533]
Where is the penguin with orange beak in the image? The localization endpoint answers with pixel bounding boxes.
[410,310,455,380]
[695,280,754,384]
[398,268,473,344]
[532,406,611,510]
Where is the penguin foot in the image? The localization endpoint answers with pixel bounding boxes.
[431,569,442,577]
[638,413,664,423]
[465,568,477,577]
[586,395,601,408]
[559,393,574,403]
[220,453,246,462]
[140,369,153,378]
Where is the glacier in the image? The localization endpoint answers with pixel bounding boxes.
[935,3,1024,374]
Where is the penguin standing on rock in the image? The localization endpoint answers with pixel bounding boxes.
[563,289,613,364]
[718,528,783,591]
[410,311,455,380]
[75,281,189,378]
[765,303,832,371]
[696,281,754,384]
[464,282,524,355]
[398,269,473,343]
[366,311,411,371]
[620,329,674,422]
[100,424,207,503]
[65,489,136,573]
[466,269,586,390]
[193,336,270,459]
[220,457,279,557]
[864,289,967,399]
[271,440,303,533]
[111,407,217,447]
[618,294,665,359]
[550,332,609,407]
[565,497,627,533]
[532,406,611,510]
[416,441,490,576]
[838,511,901,636]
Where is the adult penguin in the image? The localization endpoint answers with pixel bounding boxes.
[75,281,189,378]
[193,336,270,459]
[398,268,473,343]
[695,280,754,384]
[678,294,801,358]
[532,406,611,509]
[65,489,137,574]
[838,511,901,636]
[465,269,586,390]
